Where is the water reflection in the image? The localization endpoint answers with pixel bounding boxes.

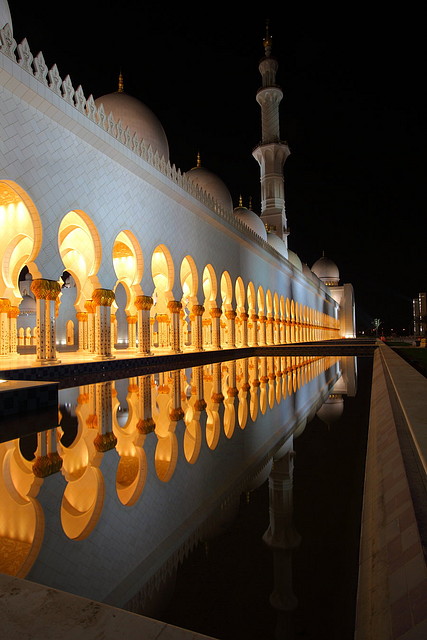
[0,354,357,637]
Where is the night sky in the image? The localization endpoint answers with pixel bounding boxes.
[6,2,426,334]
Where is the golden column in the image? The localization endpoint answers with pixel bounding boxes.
[32,428,63,477]
[0,298,11,357]
[127,315,138,351]
[191,304,205,351]
[258,315,267,346]
[135,295,153,355]
[167,300,182,353]
[76,311,88,351]
[84,300,96,353]
[240,312,249,347]
[30,279,61,364]
[137,374,156,434]
[266,315,274,345]
[92,288,115,360]
[225,309,236,348]
[209,307,222,350]
[8,305,19,356]
[250,313,259,346]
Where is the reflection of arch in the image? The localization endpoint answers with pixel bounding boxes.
[58,210,101,308]
[183,415,202,464]
[60,466,105,540]
[0,444,45,578]
[154,433,178,482]
[205,409,220,450]
[0,180,42,300]
[116,449,147,506]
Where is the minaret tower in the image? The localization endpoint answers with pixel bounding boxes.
[253,21,290,245]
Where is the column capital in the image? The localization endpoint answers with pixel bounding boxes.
[135,295,153,311]
[92,288,115,307]
[8,305,20,318]
[225,309,236,320]
[210,307,222,318]
[84,299,95,313]
[167,300,182,313]
[192,304,205,316]
[31,278,61,301]
[126,315,137,324]
[76,312,88,321]
[0,298,11,313]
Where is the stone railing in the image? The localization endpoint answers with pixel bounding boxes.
[0,22,291,264]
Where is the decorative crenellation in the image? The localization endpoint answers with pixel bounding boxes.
[0,22,308,268]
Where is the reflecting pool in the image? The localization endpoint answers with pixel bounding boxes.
[0,353,371,639]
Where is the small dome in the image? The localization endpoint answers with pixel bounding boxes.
[311,253,340,285]
[302,263,312,278]
[266,230,288,258]
[233,197,267,241]
[316,395,344,426]
[185,155,233,214]
[20,294,36,315]
[0,0,12,32]
[95,77,169,161]
[288,249,302,271]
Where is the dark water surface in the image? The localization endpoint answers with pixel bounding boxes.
[159,356,372,640]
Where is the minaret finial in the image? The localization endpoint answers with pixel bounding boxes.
[263,19,272,57]
[249,196,253,210]
[239,194,243,207]
[118,70,124,93]
[196,151,201,167]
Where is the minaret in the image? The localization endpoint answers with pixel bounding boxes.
[253,21,290,244]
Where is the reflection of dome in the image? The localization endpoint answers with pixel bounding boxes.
[185,154,233,214]
[0,1,12,32]
[316,394,344,426]
[266,230,288,258]
[233,196,267,241]
[288,249,302,271]
[94,75,169,161]
[311,253,340,285]
[20,294,36,315]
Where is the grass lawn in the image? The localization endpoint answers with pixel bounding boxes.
[390,346,427,378]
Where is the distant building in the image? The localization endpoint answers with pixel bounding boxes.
[412,292,426,336]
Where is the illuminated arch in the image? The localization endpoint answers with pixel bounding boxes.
[112,230,143,296]
[220,271,233,308]
[0,180,42,302]
[58,210,101,308]
[202,264,217,308]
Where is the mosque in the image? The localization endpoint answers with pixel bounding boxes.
[0,1,355,366]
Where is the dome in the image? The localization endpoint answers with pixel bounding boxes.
[233,197,267,241]
[266,230,288,258]
[288,249,302,271]
[0,1,12,32]
[311,253,340,285]
[94,78,169,161]
[185,155,233,214]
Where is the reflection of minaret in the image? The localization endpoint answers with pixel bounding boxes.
[263,439,301,639]
[253,20,290,245]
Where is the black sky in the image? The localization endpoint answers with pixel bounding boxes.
[6,2,426,334]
